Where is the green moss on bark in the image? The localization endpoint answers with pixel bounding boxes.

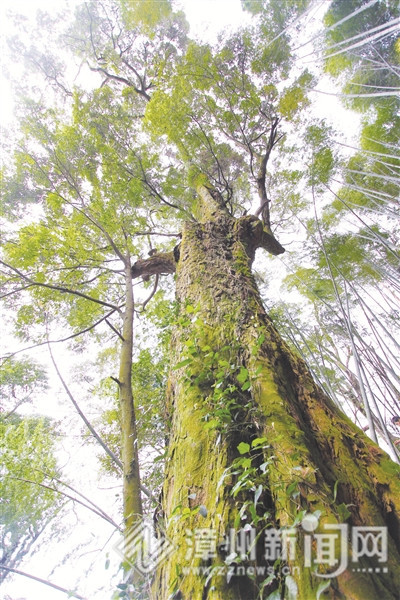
[153,192,400,600]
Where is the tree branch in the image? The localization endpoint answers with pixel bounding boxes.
[87,63,150,101]
[135,159,189,215]
[255,117,280,228]
[140,274,159,311]
[36,469,124,529]
[235,215,285,257]
[57,196,128,265]
[8,476,120,530]
[131,251,177,280]
[49,344,158,503]
[259,229,286,255]
[133,231,181,238]
[0,566,86,600]
[0,260,120,312]
[48,344,124,471]
[120,56,151,100]
[1,309,119,360]
[106,319,124,341]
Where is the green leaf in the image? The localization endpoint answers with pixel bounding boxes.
[241,457,252,469]
[333,480,339,502]
[154,451,168,463]
[249,503,258,524]
[337,503,352,522]
[237,442,250,455]
[237,367,249,383]
[257,333,265,346]
[204,419,220,430]
[172,358,192,370]
[254,484,263,506]
[218,359,230,367]
[292,509,307,527]
[286,481,298,497]
[251,437,268,448]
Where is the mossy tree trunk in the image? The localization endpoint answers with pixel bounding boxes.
[141,186,400,599]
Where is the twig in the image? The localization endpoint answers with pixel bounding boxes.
[48,343,159,503]
[48,343,124,470]
[0,566,86,600]
[1,309,118,360]
[0,260,120,312]
[141,274,159,311]
[8,476,120,529]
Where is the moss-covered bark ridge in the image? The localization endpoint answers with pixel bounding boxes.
[152,185,400,600]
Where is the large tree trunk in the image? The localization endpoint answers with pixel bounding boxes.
[152,187,400,599]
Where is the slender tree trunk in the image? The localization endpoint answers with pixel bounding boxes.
[120,263,143,541]
[153,187,400,599]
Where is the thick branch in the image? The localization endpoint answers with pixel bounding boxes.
[235,215,285,257]
[131,251,177,280]
[259,228,285,255]
[87,64,150,101]
[196,184,230,221]
[255,117,280,228]
[120,56,152,100]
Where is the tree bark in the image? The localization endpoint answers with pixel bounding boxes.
[131,251,177,280]
[153,186,400,599]
[120,264,143,543]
